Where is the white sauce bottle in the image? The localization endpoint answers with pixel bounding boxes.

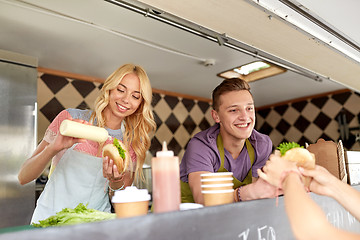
[59,119,109,143]
[151,141,180,213]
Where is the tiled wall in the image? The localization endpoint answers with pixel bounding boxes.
[256,91,360,151]
[37,72,360,165]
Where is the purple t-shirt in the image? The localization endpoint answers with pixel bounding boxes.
[180,124,273,183]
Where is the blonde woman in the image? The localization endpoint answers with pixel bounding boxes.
[18,64,156,224]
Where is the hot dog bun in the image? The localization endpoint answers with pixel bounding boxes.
[283,147,315,169]
[283,147,315,187]
[102,139,130,173]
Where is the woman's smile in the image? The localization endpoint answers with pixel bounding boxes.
[103,72,142,127]
[116,103,129,112]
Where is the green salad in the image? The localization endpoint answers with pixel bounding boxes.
[32,203,115,228]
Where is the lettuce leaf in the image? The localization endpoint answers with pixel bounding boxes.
[277,142,303,156]
[32,203,115,228]
[113,138,126,159]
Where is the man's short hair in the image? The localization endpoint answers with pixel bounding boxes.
[212,78,252,111]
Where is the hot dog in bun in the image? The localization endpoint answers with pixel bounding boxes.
[277,142,315,187]
[102,138,130,173]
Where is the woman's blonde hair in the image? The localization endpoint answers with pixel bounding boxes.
[90,63,156,181]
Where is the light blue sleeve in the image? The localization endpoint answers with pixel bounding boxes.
[66,108,92,121]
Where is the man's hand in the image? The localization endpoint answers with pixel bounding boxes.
[240,177,282,201]
[188,171,210,205]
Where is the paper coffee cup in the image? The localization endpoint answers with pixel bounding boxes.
[201,183,234,191]
[202,189,234,206]
[200,177,233,185]
[112,186,150,218]
[200,172,233,179]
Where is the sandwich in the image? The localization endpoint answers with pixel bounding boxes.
[102,138,130,173]
[277,142,315,187]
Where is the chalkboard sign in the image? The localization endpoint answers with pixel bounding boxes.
[1,186,360,240]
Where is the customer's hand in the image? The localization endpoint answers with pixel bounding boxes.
[299,165,338,197]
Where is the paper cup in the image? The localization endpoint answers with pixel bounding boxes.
[113,201,149,218]
[112,186,150,218]
[200,172,233,179]
[200,177,233,185]
[201,183,234,191]
[202,189,234,206]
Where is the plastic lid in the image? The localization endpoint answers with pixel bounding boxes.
[156,141,174,157]
[111,186,151,203]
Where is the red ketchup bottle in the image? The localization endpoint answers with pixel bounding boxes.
[151,141,180,213]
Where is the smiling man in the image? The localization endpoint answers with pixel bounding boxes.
[180,78,278,204]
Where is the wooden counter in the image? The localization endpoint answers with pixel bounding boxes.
[1,185,360,240]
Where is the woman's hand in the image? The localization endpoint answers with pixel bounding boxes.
[102,156,124,183]
[48,118,87,153]
[49,132,84,153]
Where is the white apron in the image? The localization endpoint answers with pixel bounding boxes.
[31,146,111,224]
